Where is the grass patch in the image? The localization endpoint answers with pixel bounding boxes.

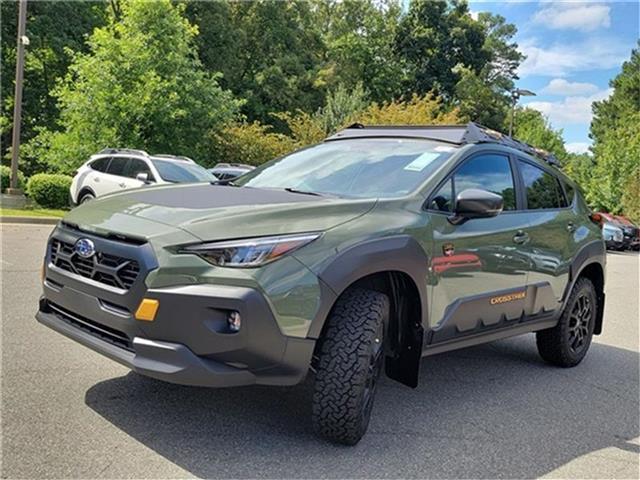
[0,207,67,218]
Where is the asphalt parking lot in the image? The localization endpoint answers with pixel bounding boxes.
[1,223,638,479]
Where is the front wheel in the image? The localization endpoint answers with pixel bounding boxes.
[536,277,597,367]
[312,288,388,445]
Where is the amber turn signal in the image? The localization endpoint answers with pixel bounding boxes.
[135,298,159,322]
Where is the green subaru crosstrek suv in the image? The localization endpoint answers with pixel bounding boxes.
[37,123,606,444]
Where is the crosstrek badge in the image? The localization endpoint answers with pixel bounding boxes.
[490,291,526,305]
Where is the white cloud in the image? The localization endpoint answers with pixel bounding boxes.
[518,38,629,77]
[532,2,611,32]
[469,10,480,21]
[540,78,599,96]
[565,142,592,155]
[524,88,612,126]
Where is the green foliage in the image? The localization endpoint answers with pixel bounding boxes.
[396,0,487,99]
[186,0,325,128]
[26,173,72,209]
[312,0,404,103]
[357,93,461,125]
[211,122,295,167]
[512,108,567,162]
[588,45,640,213]
[24,0,240,174]
[0,165,25,192]
[315,84,369,134]
[621,170,640,224]
[1,1,107,171]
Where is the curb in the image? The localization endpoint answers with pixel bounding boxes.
[0,216,61,225]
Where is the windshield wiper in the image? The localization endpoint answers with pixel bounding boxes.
[284,187,324,197]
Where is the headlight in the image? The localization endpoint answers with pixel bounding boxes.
[179,232,321,268]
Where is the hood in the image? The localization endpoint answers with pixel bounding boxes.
[64,183,376,241]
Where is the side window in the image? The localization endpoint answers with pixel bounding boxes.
[123,158,154,181]
[90,157,111,172]
[431,153,516,212]
[563,181,575,206]
[519,161,564,209]
[106,157,129,177]
[430,178,453,212]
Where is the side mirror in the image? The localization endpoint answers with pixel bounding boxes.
[136,172,151,184]
[449,188,503,225]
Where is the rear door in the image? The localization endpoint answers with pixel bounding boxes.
[516,158,575,308]
[87,157,113,197]
[99,156,130,196]
[426,151,532,344]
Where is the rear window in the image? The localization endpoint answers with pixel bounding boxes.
[519,160,565,210]
[90,157,111,172]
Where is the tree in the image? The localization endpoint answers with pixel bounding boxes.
[454,12,524,129]
[23,0,239,174]
[1,1,106,171]
[186,0,325,128]
[512,108,567,162]
[395,0,488,100]
[312,0,404,103]
[589,45,640,213]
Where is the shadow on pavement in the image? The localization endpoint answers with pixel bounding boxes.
[85,336,639,479]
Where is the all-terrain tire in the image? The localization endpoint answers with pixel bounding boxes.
[536,277,597,367]
[312,288,389,445]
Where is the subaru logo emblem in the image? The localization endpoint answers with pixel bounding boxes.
[74,238,96,258]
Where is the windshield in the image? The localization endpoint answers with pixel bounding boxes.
[235,138,458,198]
[151,159,216,183]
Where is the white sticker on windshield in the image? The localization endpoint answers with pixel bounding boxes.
[435,145,456,152]
[404,152,439,171]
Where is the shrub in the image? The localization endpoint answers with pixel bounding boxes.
[356,93,461,125]
[211,122,296,167]
[0,165,26,192]
[26,173,73,209]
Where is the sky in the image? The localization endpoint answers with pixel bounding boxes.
[468,0,639,154]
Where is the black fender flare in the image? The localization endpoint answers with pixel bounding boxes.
[562,240,606,334]
[307,234,430,339]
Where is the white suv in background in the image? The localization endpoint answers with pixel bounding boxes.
[70,148,217,204]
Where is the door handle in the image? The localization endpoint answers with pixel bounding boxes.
[513,230,530,245]
[567,221,576,233]
[118,182,126,188]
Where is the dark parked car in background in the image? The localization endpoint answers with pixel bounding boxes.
[599,212,639,250]
[208,163,254,181]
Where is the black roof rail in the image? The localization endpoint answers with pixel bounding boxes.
[97,148,149,157]
[327,122,562,167]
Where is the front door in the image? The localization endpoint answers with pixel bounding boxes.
[426,152,532,344]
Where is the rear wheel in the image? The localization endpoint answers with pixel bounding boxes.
[312,288,388,445]
[536,277,596,367]
[79,192,95,204]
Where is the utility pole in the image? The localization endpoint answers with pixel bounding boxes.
[509,88,536,138]
[8,0,28,195]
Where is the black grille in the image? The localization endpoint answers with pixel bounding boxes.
[47,301,133,352]
[50,238,141,290]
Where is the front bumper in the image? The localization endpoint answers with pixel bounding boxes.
[37,225,316,388]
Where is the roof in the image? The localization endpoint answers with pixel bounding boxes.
[96,148,194,163]
[325,122,561,167]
